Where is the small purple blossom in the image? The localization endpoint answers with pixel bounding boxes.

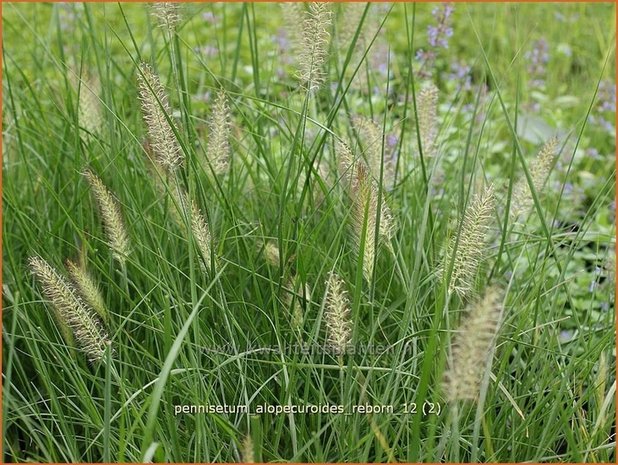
[202,11,218,25]
[415,3,454,79]
[586,148,601,160]
[588,80,616,135]
[194,45,218,58]
[525,38,549,88]
[445,61,472,92]
[428,4,454,49]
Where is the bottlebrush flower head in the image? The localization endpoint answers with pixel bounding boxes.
[438,184,495,298]
[83,170,130,265]
[137,63,184,172]
[205,89,231,175]
[511,137,559,220]
[29,256,111,363]
[324,271,352,355]
[443,286,504,402]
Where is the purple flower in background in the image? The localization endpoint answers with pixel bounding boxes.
[525,38,549,88]
[428,4,454,48]
[445,60,472,92]
[585,148,601,160]
[57,3,83,31]
[194,45,219,58]
[416,3,454,79]
[588,80,616,135]
[202,11,218,25]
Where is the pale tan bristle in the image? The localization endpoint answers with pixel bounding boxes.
[241,434,255,463]
[170,186,213,272]
[151,2,181,31]
[74,72,103,138]
[296,3,332,92]
[337,140,396,280]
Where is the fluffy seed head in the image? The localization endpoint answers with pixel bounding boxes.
[137,63,184,172]
[324,272,352,355]
[171,186,213,272]
[443,286,504,402]
[337,3,366,50]
[280,3,304,53]
[262,241,281,267]
[29,256,111,363]
[511,137,559,220]
[338,142,396,281]
[241,435,255,463]
[439,184,495,298]
[352,116,396,191]
[151,2,181,31]
[417,83,439,159]
[83,170,130,264]
[205,89,231,175]
[73,72,103,137]
[297,3,332,92]
[283,276,310,330]
[66,259,109,323]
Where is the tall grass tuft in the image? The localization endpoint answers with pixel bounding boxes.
[29,256,111,363]
[443,286,504,402]
[83,170,131,265]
